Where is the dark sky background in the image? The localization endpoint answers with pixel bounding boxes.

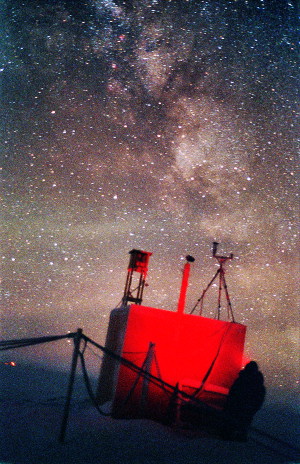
[1,0,299,408]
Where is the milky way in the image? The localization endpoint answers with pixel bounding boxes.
[1,1,299,401]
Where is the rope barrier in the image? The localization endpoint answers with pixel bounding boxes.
[153,351,170,398]
[0,331,213,411]
[0,329,214,442]
[190,324,232,398]
[0,333,76,351]
[81,334,174,396]
[1,330,299,460]
[85,342,105,361]
[81,334,213,411]
[0,331,173,399]
[78,343,111,416]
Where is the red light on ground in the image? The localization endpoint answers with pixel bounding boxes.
[3,361,16,366]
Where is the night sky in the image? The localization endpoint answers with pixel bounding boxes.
[1,0,299,403]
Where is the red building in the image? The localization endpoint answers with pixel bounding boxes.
[97,248,246,423]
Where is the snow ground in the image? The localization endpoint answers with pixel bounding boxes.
[0,364,299,464]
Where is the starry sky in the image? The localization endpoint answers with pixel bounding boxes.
[1,0,299,403]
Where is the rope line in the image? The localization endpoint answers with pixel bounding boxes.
[85,343,104,361]
[191,324,232,398]
[81,334,212,411]
[78,349,111,416]
[153,351,170,398]
[119,349,151,411]
[82,334,174,395]
[0,331,214,413]
[0,333,76,351]
[2,330,299,457]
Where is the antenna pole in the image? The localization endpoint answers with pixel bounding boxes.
[177,255,195,315]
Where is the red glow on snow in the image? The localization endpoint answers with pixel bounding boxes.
[3,361,16,366]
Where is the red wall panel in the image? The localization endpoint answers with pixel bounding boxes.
[112,305,246,421]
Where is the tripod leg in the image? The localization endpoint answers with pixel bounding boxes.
[190,269,220,314]
[217,269,223,320]
[222,274,235,322]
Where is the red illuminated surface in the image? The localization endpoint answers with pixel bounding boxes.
[113,305,246,421]
[127,250,152,276]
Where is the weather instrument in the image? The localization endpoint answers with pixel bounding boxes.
[122,249,152,306]
[190,242,235,321]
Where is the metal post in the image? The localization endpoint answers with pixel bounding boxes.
[139,342,155,415]
[59,328,82,443]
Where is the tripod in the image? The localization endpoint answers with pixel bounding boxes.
[190,242,235,322]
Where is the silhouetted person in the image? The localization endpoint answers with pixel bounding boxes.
[222,361,266,440]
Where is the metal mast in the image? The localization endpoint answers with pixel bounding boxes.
[122,249,152,306]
